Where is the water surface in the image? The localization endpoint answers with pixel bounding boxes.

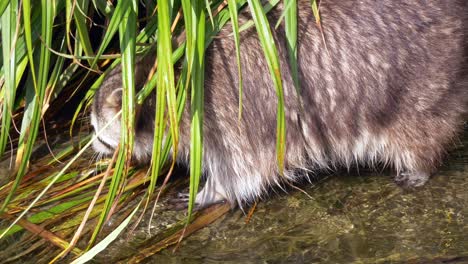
[100,129,468,263]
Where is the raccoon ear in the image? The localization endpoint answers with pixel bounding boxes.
[106,88,123,108]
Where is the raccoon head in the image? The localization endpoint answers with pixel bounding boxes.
[90,59,156,163]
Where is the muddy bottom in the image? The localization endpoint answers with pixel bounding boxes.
[92,128,468,264]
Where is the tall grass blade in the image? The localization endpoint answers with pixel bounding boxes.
[310,0,326,51]
[311,0,320,24]
[73,0,95,65]
[0,0,9,17]
[22,0,38,101]
[187,1,206,223]
[0,0,18,158]
[284,0,300,94]
[1,0,55,212]
[227,0,244,121]
[87,0,138,247]
[71,200,141,264]
[90,0,129,68]
[237,0,279,34]
[205,0,214,27]
[181,0,195,87]
[43,38,67,112]
[91,0,114,16]
[246,0,286,174]
[0,120,115,239]
[148,0,177,205]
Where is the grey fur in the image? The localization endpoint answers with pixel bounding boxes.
[91,0,468,207]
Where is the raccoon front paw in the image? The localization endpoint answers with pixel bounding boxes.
[394,171,430,188]
[168,191,226,211]
[169,192,200,211]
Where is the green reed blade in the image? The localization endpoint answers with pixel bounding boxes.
[71,200,141,264]
[149,58,167,201]
[87,0,138,248]
[1,193,89,237]
[181,0,195,87]
[91,0,129,68]
[0,0,9,17]
[1,0,55,212]
[0,113,119,239]
[91,0,114,16]
[22,0,38,97]
[188,1,206,223]
[227,0,244,121]
[162,6,179,167]
[159,68,189,166]
[0,0,18,158]
[157,0,243,174]
[205,0,214,27]
[311,0,320,24]
[246,0,286,174]
[285,0,300,95]
[148,0,177,200]
[50,62,80,101]
[66,0,72,52]
[119,2,137,163]
[45,37,67,103]
[137,43,186,103]
[237,0,278,33]
[74,0,95,65]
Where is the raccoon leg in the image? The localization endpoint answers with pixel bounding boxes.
[392,144,438,188]
[394,170,430,188]
[194,175,228,207]
[170,175,227,210]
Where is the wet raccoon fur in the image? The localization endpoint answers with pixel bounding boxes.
[91,0,468,207]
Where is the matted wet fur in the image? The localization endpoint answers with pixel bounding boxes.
[91,0,468,208]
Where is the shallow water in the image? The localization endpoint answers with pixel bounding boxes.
[95,128,468,263]
[2,129,467,263]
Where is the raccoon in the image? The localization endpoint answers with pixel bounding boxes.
[91,0,468,207]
